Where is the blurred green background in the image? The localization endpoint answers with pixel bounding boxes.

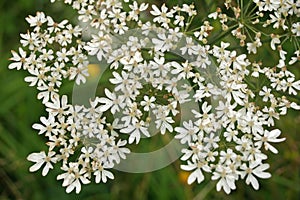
[0,0,300,199]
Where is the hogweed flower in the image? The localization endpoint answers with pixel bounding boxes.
[9,0,300,195]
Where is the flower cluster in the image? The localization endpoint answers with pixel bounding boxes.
[9,0,300,194]
[28,94,130,193]
[9,12,89,103]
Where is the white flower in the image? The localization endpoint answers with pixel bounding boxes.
[69,64,89,85]
[240,162,271,190]
[20,32,40,50]
[27,151,57,176]
[41,49,54,61]
[223,81,246,106]
[269,12,288,30]
[246,39,262,54]
[37,83,59,104]
[152,33,174,52]
[270,35,280,50]
[150,56,170,77]
[174,15,185,27]
[121,121,150,144]
[208,12,218,19]
[93,145,112,164]
[181,4,197,16]
[219,149,237,165]
[56,48,71,62]
[171,61,194,80]
[240,112,264,135]
[288,50,299,65]
[121,103,142,126]
[140,95,156,111]
[291,22,300,36]
[97,89,125,114]
[175,120,199,144]
[80,147,93,163]
[25,11,47,31]
[57,162,90,194]
[150,4,174,27]
[24,67,48,87]
[259,0,280,11]
[8,48,27,70]
[93,162,114,183]
[128,2,148,21]
[211,165,236,194]
[47,17,68,33]
[215,101,237,120]
[203,133,220,149]
[193,83,213,101]
[113,21,128,34]
[155,114,175,134]
[262,106,279,126]
[180,37,197,55]
[46,95,70,116]
[259,86,273,102]
[181,160,211,184]
[32,114,58,136]
[84,32,111,61]
[235,136,253,152]
[286,77,300,95]
[111,139,130,163]
[109,71,131,92]
[223,128,239,142]
[254,129,286,154]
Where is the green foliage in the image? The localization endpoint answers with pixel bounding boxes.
[0,0,299,199]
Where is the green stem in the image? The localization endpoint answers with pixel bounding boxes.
[245,3,258,18]
[208,24,238,45]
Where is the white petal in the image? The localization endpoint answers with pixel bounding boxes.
[248,174,259,190]
[80,176,90,184]
[187,172,196,184]
[268,129,281,138]
[265,143,278,154]
[94,171,101,183]
[32,124,45,131]
[75,180,82,194]
[104,170,114,180]
[29,162,44,172]
[66,183,75,193]
[181,164,196,171]
[42,163,53,176]
[129,131,140,144]
[8,62,22,70]
[27,152,45,162]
